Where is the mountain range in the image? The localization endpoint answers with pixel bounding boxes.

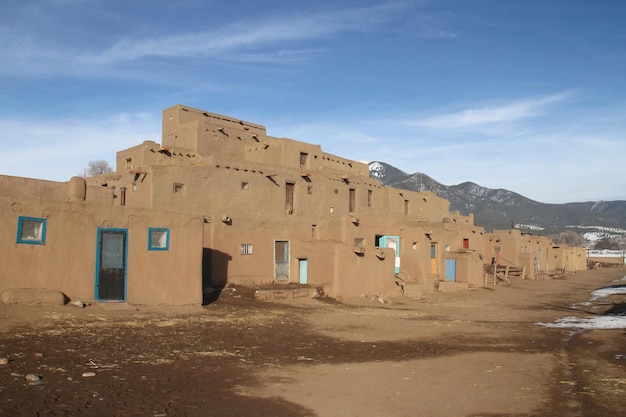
[369,161,626,247]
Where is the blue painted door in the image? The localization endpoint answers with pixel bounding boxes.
[380,235,401,274]
[299,259,308,284]
[96,228,128,301]
[445,258,456,281]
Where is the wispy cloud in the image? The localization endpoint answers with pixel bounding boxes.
[415,92,573,130]
[79,3,407,65]
[0,1,447,77]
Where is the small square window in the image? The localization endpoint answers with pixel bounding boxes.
[240,243,253,255]
[173,183,184,194]
[17,216,46,245]
[241,181,249,190]
[148,228,170,250]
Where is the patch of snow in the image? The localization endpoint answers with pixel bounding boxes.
[537,316,626,330]
[590,201,604,212]
[568,225,626,234]
[536,284,626,330]
[515,223,544,231]
[587,249,626,258]
[369,162,384,179]
[588,285,626,301]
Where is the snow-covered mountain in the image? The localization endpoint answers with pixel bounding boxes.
[369,161,626,246]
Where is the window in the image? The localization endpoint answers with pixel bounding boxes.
[299,152,308,168]
[404,199,410,215]
[367,189,373,207]
[126,158,132,169]
[148,228,169,250]
[240,243,253,255]
[349,188,356,213]
[463,238,470,249]
[285,182,295,215]
[17,216,46,245]
[173,183,184,194]
[241,181,249,190]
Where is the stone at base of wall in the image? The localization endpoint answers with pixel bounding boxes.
[437,281,470,292]
[0,288,67,306]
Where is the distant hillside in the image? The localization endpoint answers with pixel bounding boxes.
[369,161,626,246]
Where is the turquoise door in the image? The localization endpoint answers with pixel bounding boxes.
[445,259,456,281]
[299,259,308,284]
[380,235,401,274]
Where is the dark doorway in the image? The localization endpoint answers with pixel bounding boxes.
[95,228,127,301]
[202,248,232,305]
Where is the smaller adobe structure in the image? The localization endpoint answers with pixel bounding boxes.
[0,104,587,305]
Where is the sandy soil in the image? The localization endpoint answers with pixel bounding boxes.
[1,268,625,417]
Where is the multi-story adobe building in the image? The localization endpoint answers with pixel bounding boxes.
[0,104,587,306]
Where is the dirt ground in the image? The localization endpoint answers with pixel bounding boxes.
[1,269,625,417]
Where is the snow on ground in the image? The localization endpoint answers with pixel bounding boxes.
[537,277,626,330]
[538,315,626,330]
[589,286,626,301]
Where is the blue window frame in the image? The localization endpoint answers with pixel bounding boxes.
[148,228,170,251]
[16,216,47,245]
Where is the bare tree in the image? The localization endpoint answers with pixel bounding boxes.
[81,160,113,178]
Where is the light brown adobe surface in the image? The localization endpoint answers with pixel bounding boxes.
[1,268,625,417]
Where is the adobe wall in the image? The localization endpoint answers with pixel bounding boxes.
[202,213,401,298]
[447,252,484,286]
[0,175,68,201]
[552,246,587,272]
[0,175,112,205]
[1,187,203,305]
[161,105,266,160]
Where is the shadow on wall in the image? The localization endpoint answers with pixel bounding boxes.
[202,248,232,305]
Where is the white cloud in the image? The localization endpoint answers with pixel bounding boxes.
[0,2,429,77]
[75,3,408,66]
[2,112,160,181]
[415,92,573,130]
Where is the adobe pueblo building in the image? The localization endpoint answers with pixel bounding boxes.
[0,105,586,305]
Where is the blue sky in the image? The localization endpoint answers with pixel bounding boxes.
[1,0,624,204]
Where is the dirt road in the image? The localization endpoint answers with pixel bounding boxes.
[1,268,625,416]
